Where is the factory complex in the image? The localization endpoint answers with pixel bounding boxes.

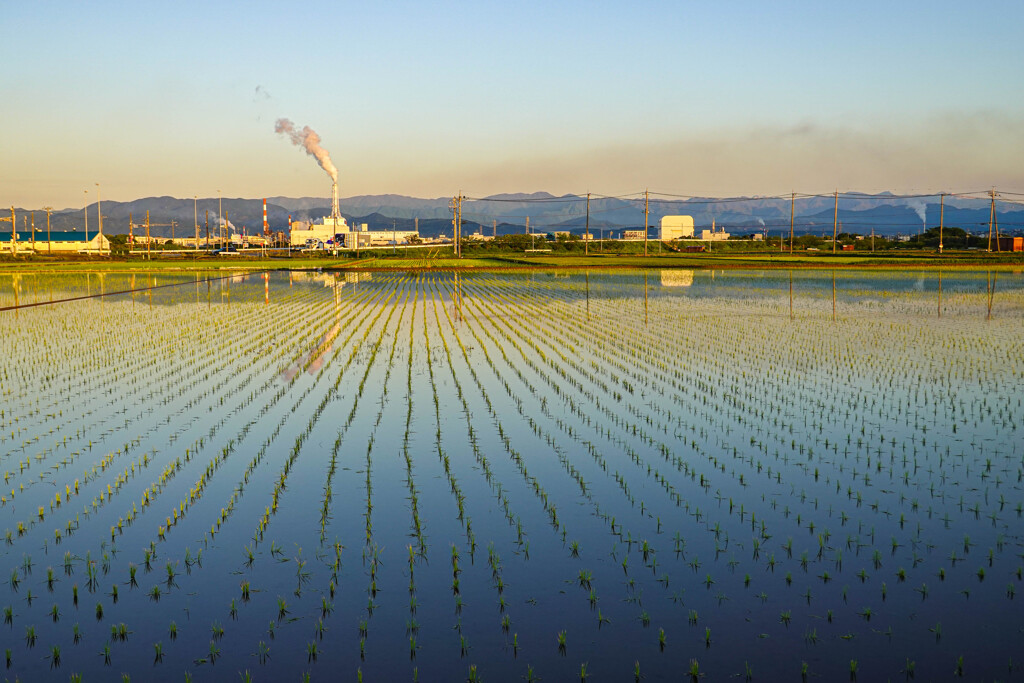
[289,182,419,250]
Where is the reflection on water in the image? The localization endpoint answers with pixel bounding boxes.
[0,268,1022,681]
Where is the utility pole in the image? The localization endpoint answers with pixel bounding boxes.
[0,208,14,256]
[789,192,795,254]
[451,198,457,253]
[990,189,1001,251]
[450,195,463,257]
[871,227,875,253]
[492,219,496,239]
[129,212,133,255]
[30,213,35,253]
[205,210,210,249]
[644,189,650,257]
[218,190,223,249]
[832,190,838,254]
[987,189,996,252]
[194,196,199,255]
[528,216,533,250]
[96,182,103,253]
[938,193,945,254]
[84,189,89,242]
[44,207,52,255]
[585,192,590,256]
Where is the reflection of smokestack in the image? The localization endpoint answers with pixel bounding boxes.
[331,182,339,219]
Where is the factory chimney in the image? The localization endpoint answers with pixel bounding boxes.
[262,198,269,235]
[331,181,340,220]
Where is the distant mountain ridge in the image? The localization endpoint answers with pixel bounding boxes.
[4,192,1021,239]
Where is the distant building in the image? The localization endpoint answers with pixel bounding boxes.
[4,232,110,255]
[699,229,730,241]
[994,236,1023,252]
[622,230,646,240]
[290,214,418,249]
[660,215,695,240]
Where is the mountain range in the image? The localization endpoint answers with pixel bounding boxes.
[4,192,1021,239]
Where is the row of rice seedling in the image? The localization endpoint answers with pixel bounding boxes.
[1,272,401,678]
[413,274,1015,683]
[0,269,1020,680]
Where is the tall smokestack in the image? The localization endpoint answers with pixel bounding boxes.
[262,198,269,235]
[331,182,339,220]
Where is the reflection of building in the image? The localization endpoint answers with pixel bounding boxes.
[660,215,694,240]
[660,270,694,287]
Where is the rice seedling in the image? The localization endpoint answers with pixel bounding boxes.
[1,269,1021,679]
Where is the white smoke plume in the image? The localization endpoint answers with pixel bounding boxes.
[275,118,339,183]
[210,213,235,231]
[906,199,927,228]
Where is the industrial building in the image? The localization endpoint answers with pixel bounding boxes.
[699,220,730,241]
[660,215,695,240]
[993,236,1023,252]
[289,182,419,249]
[3,231,110,255]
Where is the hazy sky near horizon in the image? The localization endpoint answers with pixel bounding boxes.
[3,0,1023,208]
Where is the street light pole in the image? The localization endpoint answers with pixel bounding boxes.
[96,182,103,254]
[218,190,223,249]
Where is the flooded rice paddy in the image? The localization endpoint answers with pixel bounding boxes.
[1,268,1022,681]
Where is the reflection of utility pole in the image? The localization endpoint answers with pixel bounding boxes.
[789,270,794,320]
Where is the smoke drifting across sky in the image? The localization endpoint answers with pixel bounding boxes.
[274,119,338,183]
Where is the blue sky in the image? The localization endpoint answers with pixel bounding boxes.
[2,1,1022,208]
